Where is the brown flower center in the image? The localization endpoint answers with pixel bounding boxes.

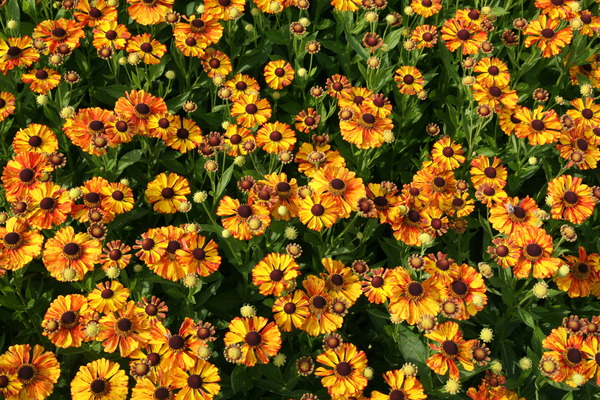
[245,331,261,346]
[457,29,471,40]
[192,248,205,260]
[169,335,185,350]
[422,32,434,42]
[17,364,36,382]
[52,27,67,39]
[283,302,296,314]
[541,28,554,39]
[311,204,325,216]
[442,340,459,356]
[187,374,203,389]
[312,295,326,309]
[563,191,578,204]
[371,276,384,288]
[135,103,151,116]
[161,187,175,199]
[245,104,258,114]
[451,280,468,296]
[4,232,20,245]
[147,352,161,366]
[154,387,171,400]
[7,46,21,57]
[140,42,153,53]
[403,74,414,85]
[0,375,8,388]
[407,210,421,223]
[237,205,252,218]
[565,348,582,365]
[525,243,543,258]
[141,238,155,250]
[63,242,81,257]
[336,361,352,376]
[235,81,247,91]
[186,37,197,47]
[304,116,316,126]
[105,30,118,40]
[270,269,284,282]
[407,282,424,297]
[101,289,114,299]
[512,206,526,219]
[390,390,405,400]
[117,318,133,332]
[495,245,509,257]
[145,304,158,316]
[269,130,283,141]
[19,168,35,183]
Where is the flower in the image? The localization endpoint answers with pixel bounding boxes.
[131,369,178,400]
[301,275,344,336]
[88,280,130,313]
[264,60,295,90]
[542,326,587,387]
[71,358,128,400]
[230,93,272,128]
[425,321,476,380]
[554,247,600,297]
[223,316,282,367]
[145,172,191,214]
[315,343,368,397]
[0,217,44,271]
[488,196,539,235]
[42,294,91,348]
[394,66,425,95]
[33,18,85,54]
[441,18,488,55]
[0,366,22,398]
[42,226,101,281]
[216,196,271,240]
[127,0,174,25]
[0,344,60,400]
[171,359,221,400]
[0,36,40,74]
[524,14,573,57]
[370,369,427,400]
[252,253,300,296]
[513,225,562,279]
[92,20,131,49]
[256,121,297,154]
[126,33,167,65]
[1,152,52,202]
[272,290,310,332]
[114,90,167,135]
[514,105,562,145]
[388,267,441,325]
[547,175,595,224]
[98,300,152,357]
[176,232,221,277]
[150,317,201,370]
[298,192,339,231]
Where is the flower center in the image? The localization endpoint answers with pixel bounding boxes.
[90,379,106,394]
[451,280,468,297]
[161,187,175,199]
[101,289,114,299]
[312,295,326,309]
[488,65,499,75]
[336,361,352,376]
[135,103,151,116]
[245,104,258,114]
[19,168,35,183]
[235,81,247,91]
[581,108,593,119]
[192,248,205,260]
[572,262,590,280]
[403,74,414,85]
[407,209,421,223]
[147,353,161,366]
[274,67,285,77]
[187,374,203,389]
[330,274,344,286]
[105,30,118,40]
[525,243,543,259]
[7,46,21,57]
[563,191,578,205]
[176,128,189,139]
[283,302,296,314]
[488,86,501,98]
[389,390,405,400]
[371,276,384,288]
[169,335,185,350]
[112,190,124,201]
[117,318,133,333]
[422,32,434,42]
[304,116,316,126]
[442,340,459,356]
[329,178,346,193]
[511,206,526,220]
[63,242,81,259]
[270,269,284,282]
[142,238,155,250]
[311,204,325,216]
[17,364,36,382]
[407,282,424,298]
[166,240,180,254]
[541,28,555,39]
[51,27,67,39]
[4,232,21,247]
[209,58,220,68]
[269,130,282,141]
[576,138,588,151]
[60,310,78,328]
[245,331,261,346]
[457,29,470,40]
[186,37,197,47]
[145,304,158,316]
[154,387,171,400]
[431,218,442,230]
[140,42,153,53]
[495,245,509,257]
[237,205,252,218]
[565,348,582,365]
[0,375,8,388]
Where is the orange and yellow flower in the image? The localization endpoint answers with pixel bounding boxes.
[42,226,102,281]
[547,175,595,224]
[425,321,476,380]
[70,358,128,400]
[127,0,174,25]
[513,225,562,279]
[524,15,573,58]
[145,172,191,214]
[223,316,282,367]
[388,267,441,325]
[252,253,300,296]
[42,294,91,348]
[315,343,368,397]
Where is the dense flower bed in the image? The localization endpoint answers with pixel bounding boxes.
[0,0,599,399]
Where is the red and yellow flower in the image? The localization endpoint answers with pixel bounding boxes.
[223,316,282,367]
[252,253,300,296]
[388,267,441,325]
[145,172,191,214]
[127,0,174,25]
[513,225,562,279]
[524,15,573,58]
[425,321,476,380]
[264,60,295,90]
[42,226,102,281]
[0,217,44,271]
[370,369,427,400]
[315,343,368,397]
[554,247,600,298]
[547,175,595,224]
[541,326,588,386]
[98,300,152,357]
[70,358,128,400]
[42,294,91,348]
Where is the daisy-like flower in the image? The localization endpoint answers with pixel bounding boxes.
[131,368,177,400]
[1,151,52,202]
[388,267,441,325]
[146,172,191,214]
[42,294,91,348]
[70,176,111,223]
[136,296,168,326]
[164,116,203,153]
[33,18,85,54]
[541,327,587,387]
[134,228,168,268]
[431,136,466,171]
[361,268,396,304]
[88,280,130,313]
[42,226,101,281]
[325,74,352,99]
[514,105,562,145]
[171,359,221,400]
[547,175,595,224]
[301,275,344,336]
[230,93,272,128]
[582,336,600,385]
[173,13,223,48]
[441,18,488,55]
[224,316,282,367]
[370,369,427,400]
[0,344,60,400]
[535,0,576,19]
[74,0,118,27]
[0,36,40,74]
[554,247,600,298]
[264,60,295,90]
[298,191,340,231]
[98,300,152,357]
[177,231,221,277]
[412,165,457,209]
[256,121,297,154]
[150,225,189,281]
[487,236,521,269]
[339,106,394,149]
[411,24,439,49]
[252,253,300,296]
[216,196,271,240]
[394,66,425,96]
[0,366,22,399]
[309,165,366,219]
[513,225,562,279]
[0,217,44,271]
[272,290,310,332]
[12,123,58,155]
[557,127,600,170]
[63,107,115,156]
[201,48,232,78]
[411,0,442,18]
[295,142,346,178]
[474,57,511,88]
[205,0,246,20]
[127,0,174,25]
[489,196,539,235]
[425,321,476,380]
[443,263,487,320]
[150,317,201,370]
[524,14,573,58]
[224,73,261,100]
[470,155,508,189]
[471,83,519,111]
[100,181,135,216]
[93,20,131,50]
[567,97,600,130]
[114,90,167,135]
[71,358,128,400]
[315,343,368,397]
[126,34,167,65]
[321,258,362,307]
[0,91,16,121]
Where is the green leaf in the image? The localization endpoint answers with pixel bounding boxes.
[115,149,142,177]
[396,324,428,364]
